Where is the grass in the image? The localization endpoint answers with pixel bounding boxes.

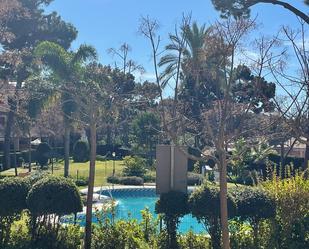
[0,159,124,187]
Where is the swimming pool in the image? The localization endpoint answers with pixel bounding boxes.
[100,187,205,233]
[63,187,205,233]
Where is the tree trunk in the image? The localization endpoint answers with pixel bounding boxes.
[3,109,14,170]
[3,77,24,170]
[13,141,17,176]
[28,133,32,172]
[64,124,70,177]
[304,141,309,170]
[84,121,96,249]
[219,151,230,249]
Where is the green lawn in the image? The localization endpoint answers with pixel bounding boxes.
[0,160,124,187]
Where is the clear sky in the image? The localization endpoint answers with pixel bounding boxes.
[46,0,308,82]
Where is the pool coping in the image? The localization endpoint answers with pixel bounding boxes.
[80,185,197,195]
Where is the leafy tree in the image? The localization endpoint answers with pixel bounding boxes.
[211,0,309,24]
[131,112,160,152]
[73,140,89,163]
[35,41,97,177]
[122,156,147,178]
[0,0,77,170]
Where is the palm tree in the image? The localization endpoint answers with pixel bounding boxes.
[159,22,208,119]
[35,41,97,177]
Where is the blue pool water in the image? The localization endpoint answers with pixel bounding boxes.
[115,196,205,233]
[62,188,205,233]
[100,188,205,233]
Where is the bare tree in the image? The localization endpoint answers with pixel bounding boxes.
[107,42,145,75]
[270,20,309,169]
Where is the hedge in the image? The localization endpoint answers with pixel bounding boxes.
[107,176,144,185]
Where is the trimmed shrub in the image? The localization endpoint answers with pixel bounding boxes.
[189,185,236,249]
[27,176,83,216]
[36,142,51,167]
[107,176,144,186]
[156,191,189,249]
[0,177,30,247]
[0,177,30,217]
[187,172,203,186]
[75,176,89,187]
[73,140,89,163]
[234,187,276,248]
[123,156,147,178]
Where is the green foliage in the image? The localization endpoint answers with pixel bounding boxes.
[189,185,236,249]
[107,176,144,185]
[156,191,189,249]
[92,212,148,249]
[0,178,30,217]
[131,112,160,151]
[74,176,89,186]
[36,142,51,167]
[27,176,83,216]
[123,156,147,178]
[193,161,201,174]
[0,178,30,247]
[178,230,210,249]
[263,174,309,248]
[232,187,276,248]
[73,140,89,163]
[235,187,276,221]
[7,221,82,249]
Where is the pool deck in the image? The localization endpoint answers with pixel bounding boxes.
[80,185,196,195]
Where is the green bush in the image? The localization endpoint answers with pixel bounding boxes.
[36,142,51,167]
[189,185,236,249]
[75,176,89,186]
[0,178,30,217]
[143,171,156,183]
[107,176,144,185]
[123,156,147,178]
[92,212,148,249]
[179,230,210,249]
[264,174,309,249]
[0,178,30,247]
[234,187,276,248]
[27,176,83,216]
[73,140,89,163]
[156,191,189,249]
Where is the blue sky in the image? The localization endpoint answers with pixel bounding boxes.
[46,0,308,83]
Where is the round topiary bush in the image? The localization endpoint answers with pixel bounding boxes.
[27,176,83,216]
[0,177,30,217]
[189,185,236,249]
[73,140,89,163]
[234,187,276,248]
[36,142,51,168]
